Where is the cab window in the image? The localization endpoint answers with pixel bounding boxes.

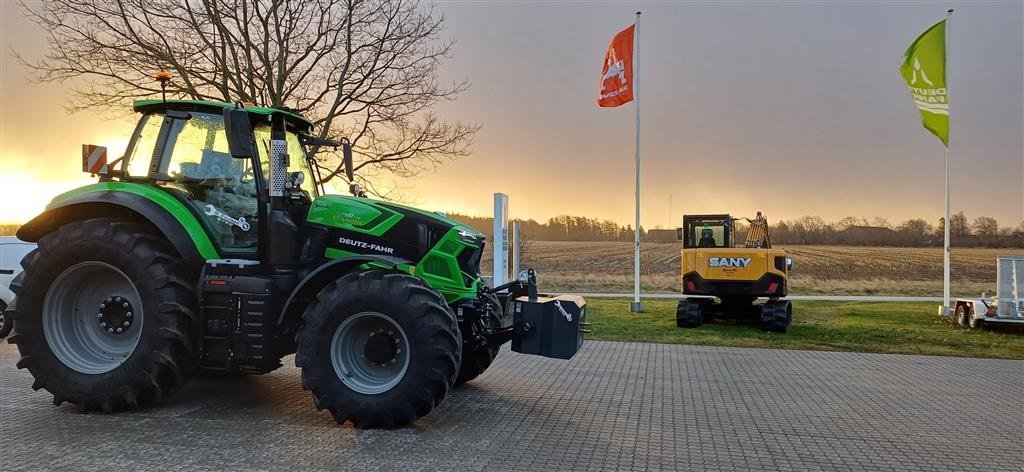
[124,114,165,177]
[161,112,260,253]
[684,218,731,248]
[253,123,316,196]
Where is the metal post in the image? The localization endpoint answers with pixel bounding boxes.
[942,9,953,316]
[630,11,644,313]
[942,149,951,315]
[1003,255,1019,317]
[1011,258,1020,318]
[493,193,509,287]
[511,221,521,279]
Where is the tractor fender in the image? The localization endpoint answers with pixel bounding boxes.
[16,191,211,269]
[277,254,413,327]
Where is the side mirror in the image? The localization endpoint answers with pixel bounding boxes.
[341,139,354,182]
[341,138,364,196]
[223,106,255,159]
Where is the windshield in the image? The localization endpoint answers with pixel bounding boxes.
[253,123,317,196]
[684,217,732,249]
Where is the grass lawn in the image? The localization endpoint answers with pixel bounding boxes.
[584,298,1024,360]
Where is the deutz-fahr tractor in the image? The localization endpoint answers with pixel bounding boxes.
[8,99,586,428]
[675,212,793,333]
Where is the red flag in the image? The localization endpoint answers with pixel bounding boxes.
[597,24,635,107]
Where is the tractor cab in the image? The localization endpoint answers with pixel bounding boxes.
[104,100,319,258]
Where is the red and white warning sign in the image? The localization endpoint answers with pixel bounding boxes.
[82,144,108,174]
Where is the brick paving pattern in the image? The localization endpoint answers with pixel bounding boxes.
[1,341,1021,471]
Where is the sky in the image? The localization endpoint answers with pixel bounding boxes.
[1,1,1022,229]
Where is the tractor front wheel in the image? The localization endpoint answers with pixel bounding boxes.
[7,218,197,411]
[296,270,461,428]
[455,296,502,386]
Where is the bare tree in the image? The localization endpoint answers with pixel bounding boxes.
[950,211,970,237]
[971,216,999,237]
[897,218,932,236]
[16,0,478,190]
[835,216,862,232]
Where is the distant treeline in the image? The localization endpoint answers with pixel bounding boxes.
[2,213,1021,248]
[447,212,1024,248]
[447,214,640,242]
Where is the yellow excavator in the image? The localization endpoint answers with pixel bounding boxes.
[675,212,793,332]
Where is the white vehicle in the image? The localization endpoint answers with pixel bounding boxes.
[953,255,1024,329]
[1,236,36,337]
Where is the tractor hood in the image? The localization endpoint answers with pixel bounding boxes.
[306,194,485,303]
[307,194,483,243]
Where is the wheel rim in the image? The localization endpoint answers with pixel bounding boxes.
[330,312,410,395]
[0,303,6,332]
[43,262,144,374]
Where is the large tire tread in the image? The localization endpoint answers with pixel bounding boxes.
[455,295,502,386]
[676,300,704,328]
[760,301,792,333]
[295,270,461,429]
[7,218,198,412]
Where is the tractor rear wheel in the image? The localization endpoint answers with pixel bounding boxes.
[676,299,704,328]
[760,300,792,333]
[0,301,11,338]
[296,270,461,428]
[7,218,197,411]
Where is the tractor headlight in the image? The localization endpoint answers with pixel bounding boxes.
[457,230,485,246]
[517,269,537,283]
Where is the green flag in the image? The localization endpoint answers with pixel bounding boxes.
[900,19,948,146]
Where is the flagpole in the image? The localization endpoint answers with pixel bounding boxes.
[630,10,643,313]
[943,9,953,316]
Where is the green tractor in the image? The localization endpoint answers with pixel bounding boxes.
[8,99,585,428]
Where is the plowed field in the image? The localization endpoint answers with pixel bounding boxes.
[483,242,1020,295]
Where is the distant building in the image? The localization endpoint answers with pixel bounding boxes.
[835,225,898,246]
[646,229,679,243]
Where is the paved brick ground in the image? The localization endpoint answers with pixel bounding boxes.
[1,340,1021,471]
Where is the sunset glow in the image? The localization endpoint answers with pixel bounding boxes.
[2,3,1021,228]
